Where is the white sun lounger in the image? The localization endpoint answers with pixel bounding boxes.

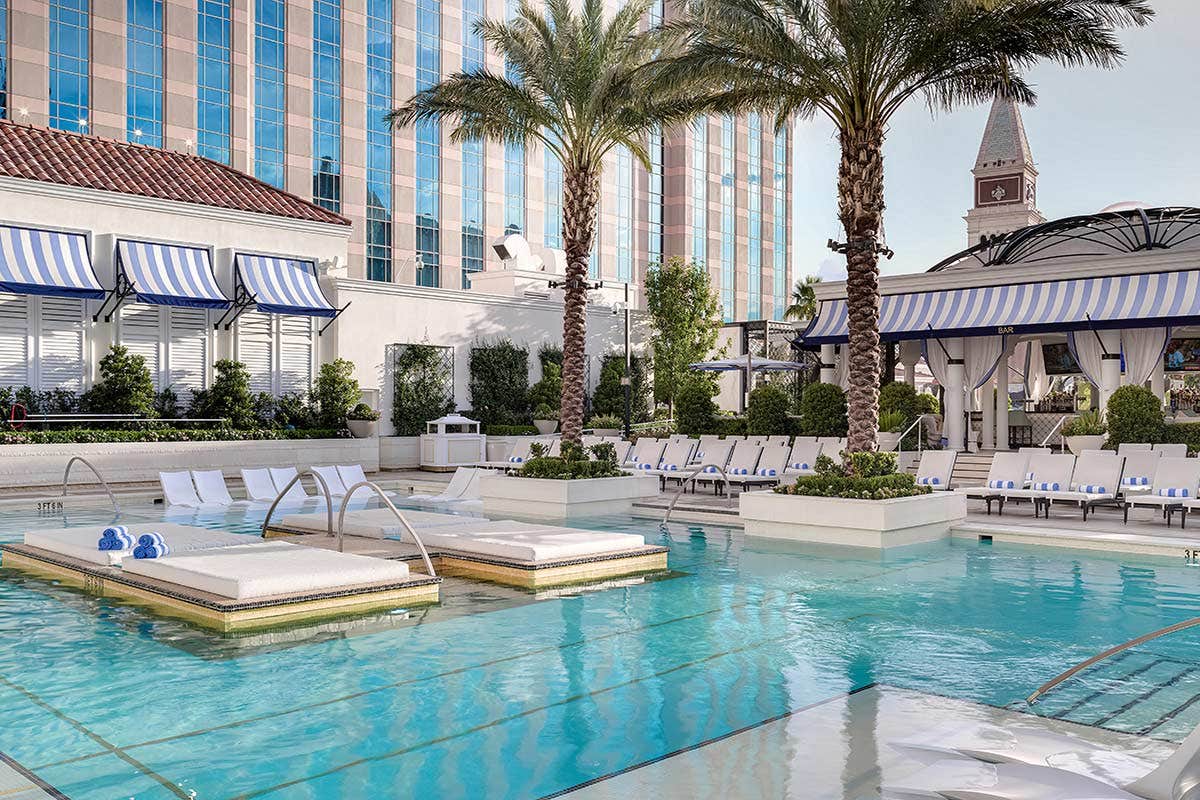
[1040,452,1125,520]
[310,465,348,497]
[279,507,483,538]
[410,467,476,503]
[241,468,280,502]
[995,454,1076,517]
[690,435,723,463]
[1117,442,1152,454]
[1126,457,1200,527]
[727,444,791,490]
[956,452,1030,514]
[914,450,957,491]
[1118,450,1162,497]
[690,439,735,473]
[418,525,648,562]
[784,440,824,476]
[640,439,697,480]
[696,440,762,493]
[22,523,250,566]
[478,438,536,470]
[624,437,666,470]
[269,467,311,502]
[159,470,206,508]
[337,464,370,492]
[1153,442,1188,457]
[817,437,846,455]
[192,469,240,505]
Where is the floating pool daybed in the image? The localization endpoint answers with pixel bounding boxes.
[266,509,669,589]
[1,524,440,632]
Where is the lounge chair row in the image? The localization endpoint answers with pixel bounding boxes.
[627,438,835,493]
[159,464,372,507]
[408,467,493,510]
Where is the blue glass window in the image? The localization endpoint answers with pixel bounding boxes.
[126,0,163,146]
[415,0,440,286]
[649,0,663,26]
[0,0,9,119]
[543,146,562,249]
[196,0,231,162]
[773,126,789,320]
[504,142,524,235]
[312,0,342,211]
[720,115,735,321]
[648,125,663,266]
[691,116,707,265]
[366,0,393,281]
[616,146,633,282]
[49,0,89,132]
[463,0,484,72]
[747,114,762,320]
[254,0,286,188]
[462,138,485,287]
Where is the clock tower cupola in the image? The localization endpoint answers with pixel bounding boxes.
[964,96,1045,245]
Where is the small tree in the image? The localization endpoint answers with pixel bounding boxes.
[592,353,650,422]
[528,362,564,411]
[315,358,361,428]
[799,383,848,437]
[675,375,718,435]
[645,256,722,414]
[1106,385,1164,446]
[190,359,255,428]
[747,383,793,436]
[84,345,155,416]
[392,344,454,436]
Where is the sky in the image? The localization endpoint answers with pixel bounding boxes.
[790,0,1200,283]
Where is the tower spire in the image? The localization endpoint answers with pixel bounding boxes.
[964,96,1045,246]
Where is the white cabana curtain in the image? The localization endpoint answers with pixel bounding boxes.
[965,336,1006,390]
[921,339,950,387]
[1122,327,1170,387]
[834,345,850,390]
[1024,339,1048,400]
[1066,331,1106,387]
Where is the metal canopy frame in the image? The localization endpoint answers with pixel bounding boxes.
[214,274,351,336]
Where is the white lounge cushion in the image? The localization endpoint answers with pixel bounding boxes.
[23,524,251,566]
[420,527,646,562]
[337,464,369,491]
[121,541,411,600]
[159,470,203,507]
[310,465,347,496]
[270,467,311,501]
[241,468,279,502]
[278,507,478,538]
[192,470,235,505]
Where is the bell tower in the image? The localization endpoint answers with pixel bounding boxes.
[964,97,1045,245]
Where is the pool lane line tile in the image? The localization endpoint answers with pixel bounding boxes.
[0,752,67,799]
[535,683,881,800]
[230,624,856,798]
[1093,666,1200,728]
[0,676,188,800]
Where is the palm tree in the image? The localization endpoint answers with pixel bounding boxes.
[784,275,821,322]
[389,0,697,444]
[663,0,1152,451]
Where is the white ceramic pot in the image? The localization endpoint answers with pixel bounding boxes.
[1064,434,1107,454]
[347,419,377,439]
[876,431,902,452]
[533,419,559,435]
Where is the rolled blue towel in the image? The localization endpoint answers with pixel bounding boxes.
[137,532,166,549]
[98,525,135,551]
[133,543,171,559]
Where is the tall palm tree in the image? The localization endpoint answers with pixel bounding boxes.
[389,0,697,444]
[662,0,1152,451]
[784,274,822,322]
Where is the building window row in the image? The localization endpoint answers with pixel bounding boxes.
[0,0,7,119]
[544,147,563,249]
[126,0,163,147]
[691,116,707,265]
[312,0,342,211]
[504,142,525,236]
[253,0,286,188]
[462,137,485,287]
[747,113,762,320]
[415,0,440,286]
[365,0,393,282]
[720,115,735,321]
[648,125,663,266]
[773,126,789,320]
[196,0,231,162]
[616,145,633,282]
[463,0,485,73]
[49,0,89,132]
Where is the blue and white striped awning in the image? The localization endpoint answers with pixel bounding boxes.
[0,224,104,299]
[116,240,231,309]
[801,269,1200,345]
[234,253,337,318]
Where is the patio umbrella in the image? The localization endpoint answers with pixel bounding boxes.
[689,356,806,373]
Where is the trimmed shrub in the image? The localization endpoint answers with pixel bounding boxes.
[798,383,848,437]
[1106,385,1164,446]
[717,415,748,437]
[585,414,623,431]
[591,354,650,422]
[916,392,940,416]
[315,358,361,428]
[469,340,530,426]
[485,424,539,436]
[777,472,930,500]
[205,359,255,428]
[528,362,563,411]
[746,383,793,436]
[392,344,454,436]
[675,377,718,435]
[82,345,155,416]
[517,441,625,479]
[1160,424,1200,455]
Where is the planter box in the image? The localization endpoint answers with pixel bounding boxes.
[1064,434,1107,454]
[739,491,966,549]
[380,436,421,469]
[0,438,379,490]
[479,474,660,519]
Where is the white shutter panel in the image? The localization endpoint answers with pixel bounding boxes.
[38,298,85,391]
[278,316,314,394]
[119,304,163,390]
[167,308,209,391]
[238,312,275,393]
[0,293,30,387]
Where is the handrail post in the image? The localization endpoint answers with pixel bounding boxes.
[662,463,733,525]
[338,481,437,577]
[260,470,333,538]
[61,456,120,514]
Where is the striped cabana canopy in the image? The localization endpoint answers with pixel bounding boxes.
[0,224,104,299]
[233,253,338,318]
[116,239,231,309]
[800,269,1200,345]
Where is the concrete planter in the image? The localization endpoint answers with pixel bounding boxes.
[347,419,377,439]
[0,438,378,490]
[739,491,967,549]
[479,473,660,519]
[877,431,902,452]
[1064,434,1107,454]
[380,436,421,469]
[533,420,558,435]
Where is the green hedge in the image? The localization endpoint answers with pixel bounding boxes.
[778,472,930,500]
[1161,424,1200,455]
[746,384,793,436]
[469,340,530,426]
[0,427,345,445]
[485,424,539,436]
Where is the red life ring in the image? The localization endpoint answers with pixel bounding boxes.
[9,402,27,430]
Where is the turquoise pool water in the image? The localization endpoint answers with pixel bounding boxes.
[3,500,1200,798]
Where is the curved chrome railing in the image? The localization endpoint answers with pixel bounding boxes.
[1027,615,1200,704]
[1040,414,1071,448]
[338,481,436,577]
[260,470,334,538]
[661,463,733,525]
[61,456,120,513]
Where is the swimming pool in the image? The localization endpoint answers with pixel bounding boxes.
[2,499,1200,798]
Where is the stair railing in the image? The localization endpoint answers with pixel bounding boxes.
[338,481,436,576]
[661,463,734,525]
[260,469,334,538]
[61,456,120,514]
[1040,414,1070,448]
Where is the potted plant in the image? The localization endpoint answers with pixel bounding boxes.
[532,403,559,435]
[587,414,623,436]
[876,410,907,453]
[1061,410,1107,454]
[347,403,381,438]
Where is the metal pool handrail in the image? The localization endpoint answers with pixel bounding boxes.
[1040,414,1070,448]
[260,469,334,538]
[661,463,733,525]
[61,456,120,514]
[338,481,436,577]
[1027,615,1200,705]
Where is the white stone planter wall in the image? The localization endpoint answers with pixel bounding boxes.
[380,436,421,469]
[739,491,967,549]
[479,474,660,519]
[0,438,379,489]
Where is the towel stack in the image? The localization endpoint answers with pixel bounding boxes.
[98,525,135,551]
[133,532,171,560]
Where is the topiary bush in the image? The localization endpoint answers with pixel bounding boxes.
[82,345,155,417]
[517,440,626,479]
[528,362,563,412]
[591,353,650,422]
[1106,384,1164,446]
[916,392,940,416]
[469,340,530,426]
[746,383,793,436]
[315,358,361,428]
[675,376,718,435]
[798,383,848,437]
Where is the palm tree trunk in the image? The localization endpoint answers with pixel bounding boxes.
[559,164,601,444]
[837,122,885,453]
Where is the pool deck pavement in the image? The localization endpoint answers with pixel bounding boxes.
[0,754,61,800]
